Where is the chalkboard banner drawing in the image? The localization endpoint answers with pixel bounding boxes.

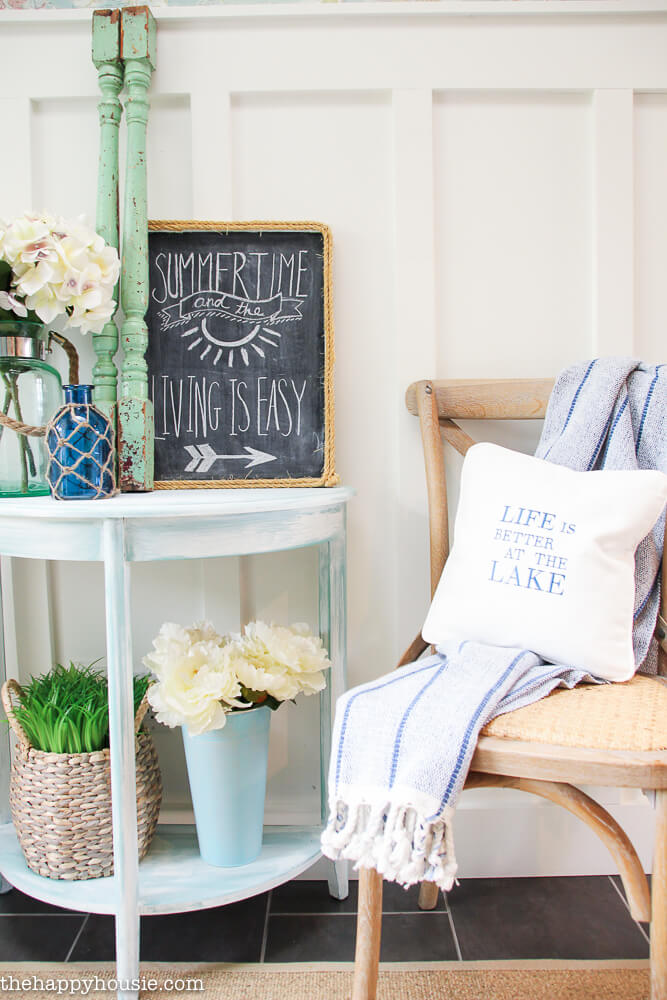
[146,221,337,488]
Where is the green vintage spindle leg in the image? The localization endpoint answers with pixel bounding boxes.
[92,11,122,422]
[118,7,156,492]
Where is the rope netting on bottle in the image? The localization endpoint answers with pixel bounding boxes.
[46,405,117,499]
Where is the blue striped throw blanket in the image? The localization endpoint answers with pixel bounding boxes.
[321,360,666,891]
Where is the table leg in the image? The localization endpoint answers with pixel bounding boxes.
[0,559,12,894]
[103,520,140,1000]
[319,524,349,901]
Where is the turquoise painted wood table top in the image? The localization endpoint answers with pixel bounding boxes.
[0,486,352,1000]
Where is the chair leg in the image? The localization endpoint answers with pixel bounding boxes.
[418,882,440,910]
[651,789,666,1000]
[352,868,383,1000]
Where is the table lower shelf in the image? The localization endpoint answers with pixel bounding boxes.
[0,823,322,915]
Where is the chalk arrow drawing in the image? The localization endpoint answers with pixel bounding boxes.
[184,443,277,473]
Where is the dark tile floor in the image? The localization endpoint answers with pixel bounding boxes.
[0,875,649,964]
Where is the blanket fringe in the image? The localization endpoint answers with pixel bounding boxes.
[321,796,458,892]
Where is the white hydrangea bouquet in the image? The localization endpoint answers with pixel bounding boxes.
[144,620,331,736]
[0,213,120,334]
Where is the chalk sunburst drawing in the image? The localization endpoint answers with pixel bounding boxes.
[180,318,286,368]
[160,290,303,369]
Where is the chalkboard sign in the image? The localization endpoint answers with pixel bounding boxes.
[146,221,336,488]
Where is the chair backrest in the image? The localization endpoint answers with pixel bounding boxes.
[405,378,667,677]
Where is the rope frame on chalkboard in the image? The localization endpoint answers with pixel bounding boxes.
[147,220,338,489]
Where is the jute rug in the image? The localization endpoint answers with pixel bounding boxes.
[0,960,650,999]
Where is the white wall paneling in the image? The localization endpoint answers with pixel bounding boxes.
[190,86,233,219]
[635,91,667,362]
[434,89,592,378]
[1,3,665,876]
[0,559,19,685]
[392,88,439,649]
[0,99,32,210]
[592,89,635,356]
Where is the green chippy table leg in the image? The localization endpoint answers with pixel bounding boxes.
[118,6,156,492]
[92,11,122,423]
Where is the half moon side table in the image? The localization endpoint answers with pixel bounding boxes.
[0,487,353,999]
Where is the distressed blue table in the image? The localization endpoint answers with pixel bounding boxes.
[0,487,352,999]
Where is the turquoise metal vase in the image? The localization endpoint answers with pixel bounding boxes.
[182,706,271,867]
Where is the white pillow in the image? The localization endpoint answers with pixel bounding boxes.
[422,443,667,681]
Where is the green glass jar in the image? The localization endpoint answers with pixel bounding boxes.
[0,321,63,498]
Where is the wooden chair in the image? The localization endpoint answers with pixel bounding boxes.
[352,378,667,1000]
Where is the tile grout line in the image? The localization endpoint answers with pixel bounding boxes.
[607,874,631,913]
[64,914,90,963]
[443,895,463,962]
[259,890,273,963]
[607,875,650,945]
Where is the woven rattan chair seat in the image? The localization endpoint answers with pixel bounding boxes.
[481,674,667,752]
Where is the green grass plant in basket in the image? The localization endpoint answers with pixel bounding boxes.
[8,661,150,753]
[1,662,162,881]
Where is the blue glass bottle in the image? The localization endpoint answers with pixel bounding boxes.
[46,385,116,500]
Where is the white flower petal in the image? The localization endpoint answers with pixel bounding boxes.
[1,213,120,335]
[0,291,28,317]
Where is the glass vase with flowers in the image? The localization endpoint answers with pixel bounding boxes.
[144,620,331,867]
[0,213,120,497]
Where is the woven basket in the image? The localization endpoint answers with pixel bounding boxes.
[1,678,162,880]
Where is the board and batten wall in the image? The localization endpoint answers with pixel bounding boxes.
[0,2,665,877]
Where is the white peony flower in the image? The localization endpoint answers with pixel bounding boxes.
[143,621,246,736]
[221,621,331,703]
[143,620,331,736]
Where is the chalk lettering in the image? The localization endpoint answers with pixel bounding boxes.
[216,253,232,292]
[152,249,314,303]
[292,379,306,436]
[234,380,251,434]
[233,252,250,299]
[277,379,293,437]
[257,377,269,437]
[249,252,269,298]
[198,253,213,291]
[187,375,196,433]
[296,250,309,298]
[208,381,221,432]
[170,378,183,438]
[152,253,169,305]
